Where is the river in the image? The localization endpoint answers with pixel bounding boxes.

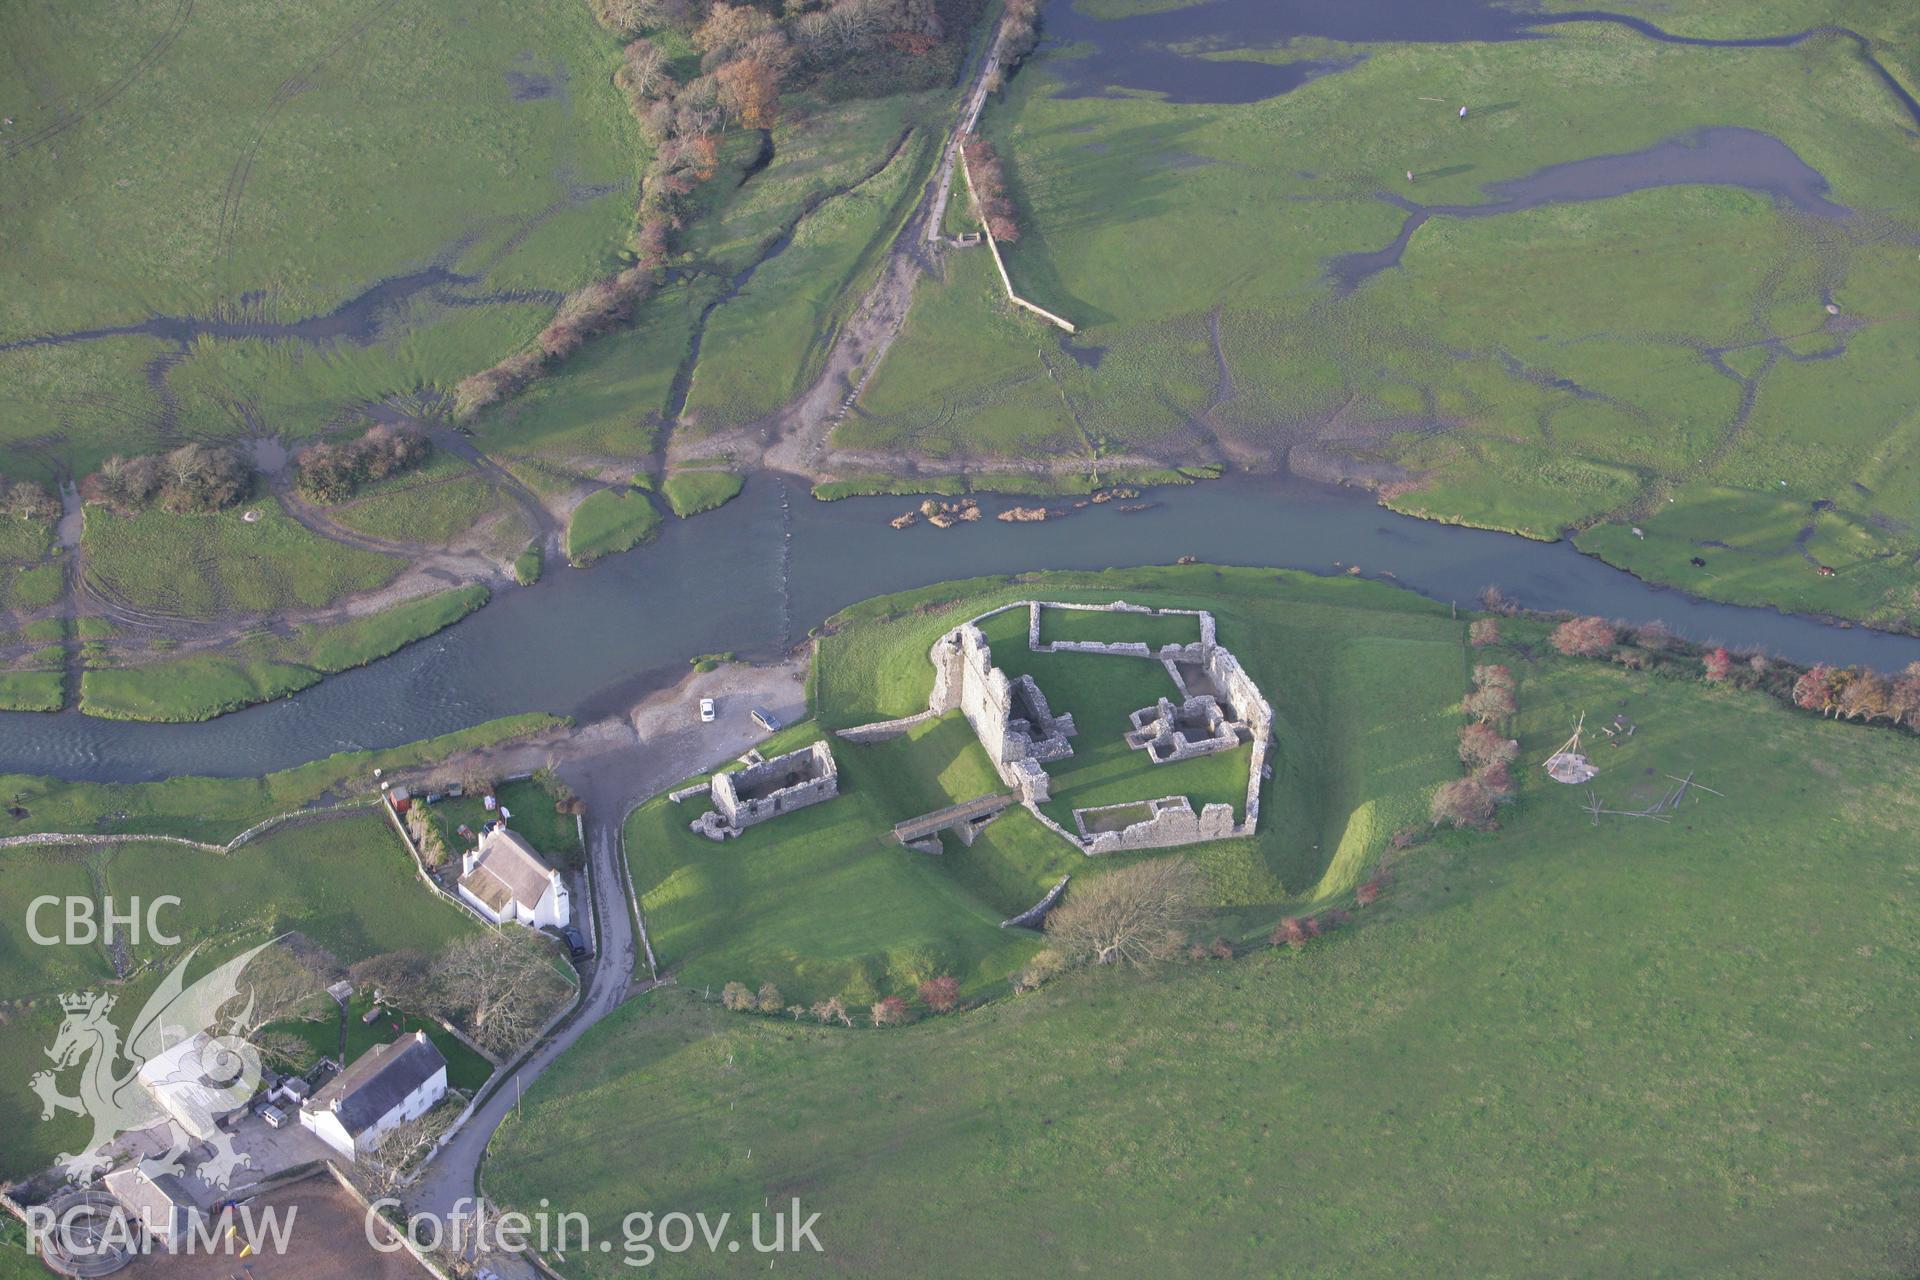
[4,473,1919,782]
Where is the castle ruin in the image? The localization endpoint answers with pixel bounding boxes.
[691,740,840,841]
[845,600,1274,856]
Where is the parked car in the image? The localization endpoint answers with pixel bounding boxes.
[751,706,781,732]
[561,925,589,960]
[260,1103,289,1130]
[699,697,716,723]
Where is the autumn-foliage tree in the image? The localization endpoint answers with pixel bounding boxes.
[810,995,852,1026]
[1430,777,1497,829]
[716,56,782,128]
[1462,684,1517,724]
[917,975,960,1013]
[1792,663,1840,715]
[1458,722,1518,768]
[1467,618,1501,647]
[870,994,909,1026]
[1703,646,1733,682]
[1269,916,1308,949]
[721,980,755,1011]
[1045,857,1200,967]
[1551,615,1617,657]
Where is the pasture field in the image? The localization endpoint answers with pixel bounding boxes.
[76,583,490,721]
[81,499,402,618]
[851,1,1920,625]
[565,486,662,566]
[490,569,1920,1277]
[0,0,639,479]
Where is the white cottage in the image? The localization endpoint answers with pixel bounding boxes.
[457,826,570,929]
[299,1032,448,1161]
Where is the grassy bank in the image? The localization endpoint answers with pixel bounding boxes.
[0,712,563,846]
[565,487,662,565]
[78,585,490,721]
[490,569,1920,1277]
[660,470,746,518]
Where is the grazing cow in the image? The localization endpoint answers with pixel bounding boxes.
[1817,565,1836,577]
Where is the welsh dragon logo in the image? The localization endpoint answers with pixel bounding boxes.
[32,941,274,1189]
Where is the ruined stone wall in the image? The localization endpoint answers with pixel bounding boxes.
[1081,796,1240,856]
[706,741,839,834]
[928,622,1073,803]
[1027,600,1210,665]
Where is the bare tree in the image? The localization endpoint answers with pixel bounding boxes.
[351,950,434,1008]
[228,944,331,1037]
[434,930,566,1056]
[1045,858,1201,967]
[357,1107,455,1200]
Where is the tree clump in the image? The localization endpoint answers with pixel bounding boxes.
[1467,617,1501,647]
[1550,615,1617,657]
[292,425,429,504]
[1044,857,1201,967]
[89,444,250,514]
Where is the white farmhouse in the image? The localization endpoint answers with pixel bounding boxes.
[457,826,570,929]
[299,1032,448,1161]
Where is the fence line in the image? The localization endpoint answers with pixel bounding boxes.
[956,146,1077,334]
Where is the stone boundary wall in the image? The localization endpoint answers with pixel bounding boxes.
[957,145,1077,334]
[1027,600,1212,664]
[1002,874,1070,929]
[0,799,375,856]
[836,709,937,743]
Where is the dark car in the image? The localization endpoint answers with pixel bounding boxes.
[561,925,589,960]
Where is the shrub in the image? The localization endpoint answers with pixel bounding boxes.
[1472,663,1514,691]
[917,975,960,1013]
[1269,917,1309,950]
[1551,615,1617,657]
[870,995,909,1027]
[1459,722,1519,768]
[1355,876,1387,907]
[1012,948,1068,993]
[1430,777,1497,829]
[3,480,59,522]
[810,996,852,1026]
[1703,646,1733,682]
[1467,618,1501,647]
[1474,760,1515,801]
[92,454,164,509]
[756,981,784,1014]
[1792,663,1839,715]
[720,980,755,1011]
[1462,685,1517,724]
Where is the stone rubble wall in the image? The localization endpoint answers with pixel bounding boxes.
[697,740,840,840]
[1081,796,1242,856]
[835,710,937,743]
[928,622,1073,803]
[1002,874,1071,930]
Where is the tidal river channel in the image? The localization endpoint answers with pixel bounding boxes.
[3,473,1918,782]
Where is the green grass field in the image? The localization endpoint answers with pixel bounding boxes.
[847,3,1920,626]
[1033,603,1203,649]
[77,584,489,721]
[490,568,1920,1276]
[565,486,662,565]
[628,567,1462,1024]
[0,0,640,479]
[660,470,746,519]
[82,498,403,618]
